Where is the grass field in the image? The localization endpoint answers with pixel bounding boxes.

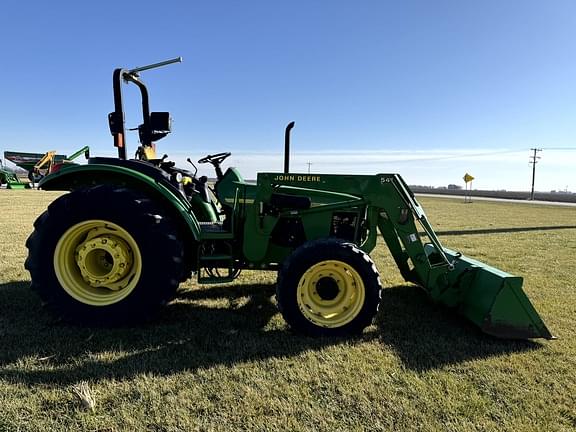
[1,190,575,431]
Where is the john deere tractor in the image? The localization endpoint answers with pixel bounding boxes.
[25,58,553,339]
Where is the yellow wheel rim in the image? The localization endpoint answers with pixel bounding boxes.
[296,260,365,328]
[54,220,142,306]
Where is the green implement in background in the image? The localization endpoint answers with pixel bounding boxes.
[3,150,67,172]
[0,159,28,189]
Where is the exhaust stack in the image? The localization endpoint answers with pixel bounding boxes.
[284,121,295,173]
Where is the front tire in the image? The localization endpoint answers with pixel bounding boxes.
[276,238,382,336]
[25,185,184,325]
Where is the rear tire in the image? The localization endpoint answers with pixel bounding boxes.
[276,238,382,336]
[25,185,184,325]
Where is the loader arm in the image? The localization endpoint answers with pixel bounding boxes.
[371,175,552,339]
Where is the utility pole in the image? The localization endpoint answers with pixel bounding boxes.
[529,148,542,200]
[306,161,312,174]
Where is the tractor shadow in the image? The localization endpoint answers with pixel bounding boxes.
[0,281,342,386]
[375,285,542,371]
[0,281,543,385]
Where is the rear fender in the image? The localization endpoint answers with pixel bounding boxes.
[39,163,202,241]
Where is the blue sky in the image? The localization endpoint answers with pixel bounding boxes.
[1,1,575,191]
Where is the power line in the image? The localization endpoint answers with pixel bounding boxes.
[382,149,527,163]
[310,149,528,165]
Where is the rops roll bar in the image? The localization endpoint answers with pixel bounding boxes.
[108,57,182,159]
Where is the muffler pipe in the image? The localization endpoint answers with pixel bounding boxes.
[284,121,295,173]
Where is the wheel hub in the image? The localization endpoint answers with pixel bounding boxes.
[54,219,143,306]
[297,260,365,327]
[315,276,340,300]
[75,231,133,289]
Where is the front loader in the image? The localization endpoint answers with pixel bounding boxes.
[25,58,553,339]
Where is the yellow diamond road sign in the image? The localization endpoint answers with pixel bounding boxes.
[463,173,474,183]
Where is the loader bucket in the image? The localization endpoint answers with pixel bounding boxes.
[425,245,554,340]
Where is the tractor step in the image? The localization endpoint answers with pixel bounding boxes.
[197,254,236,284]
[197,237,237,283]
[198,221,226,232]
[199,221,234,239]
[197,275,235,284]
[199,254,234,261]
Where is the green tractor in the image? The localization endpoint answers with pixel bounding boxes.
[25,58,553,339]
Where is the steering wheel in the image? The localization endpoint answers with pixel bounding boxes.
[198,152,231,165]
